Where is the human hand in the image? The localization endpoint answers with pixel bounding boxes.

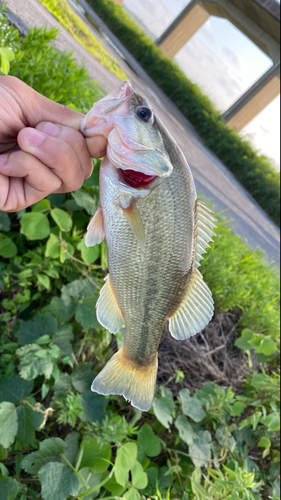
[0,76,107,212]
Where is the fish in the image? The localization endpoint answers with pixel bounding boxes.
[80,80,216,412]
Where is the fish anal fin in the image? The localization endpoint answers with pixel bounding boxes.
[121,199,145,249]
[91,347,158,411]
[195,200,216,268]
[96,275,123,334]
[168,268,214,340]
[85,206,105,247]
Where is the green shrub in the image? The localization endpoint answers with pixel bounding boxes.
[37,0,127,80]
[87,0,280,227]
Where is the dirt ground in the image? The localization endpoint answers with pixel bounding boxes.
[157,307,249,395]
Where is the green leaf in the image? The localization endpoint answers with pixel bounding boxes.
[188,430,212,468]
[72,189,97,215]
[258,436,271,449]
[46,295,75,323]
[60,240,74,263]
[0,477,18,500]
[175,415,194,445]
[105,474,126,496]
[64,432,80,466]
[39,462,80,500]
[77,467,102,500]
[80,391,107,423]
[21,437,65,474]
[180,388,205,422]
[0,234,17,258]
[51,208,72,232]
[45,233,60,258]
[71,363,97,393]
[20,212,50,240]
[80,436,111,473]
[131,460,148,489]
[123,487,141,500]
[53,325,74,358]
[0,444,8,461]
[152,397,174,429]
[0,402,18,448]
[37,273,51,290]
[52,374,72,407]
[232,401,247,417]
[16,312,57,345]
[0,377,33,404]
[0,212,11,232]
[62,278,98,300]
[191,468,208,498]
[255,338,277,356]
[138,424,161,457]
[261,412,280,432]
[32,199,50,213]
[0,47,15,74]
[75,295,100,330]
[77,238,100,264]
[235,329,253,351]
[16,403,44,446]
[115,442,138,487]
[17,344,53,380]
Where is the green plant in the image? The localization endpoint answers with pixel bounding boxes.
[86,0,280,226]
[37,0,127,81]
[0,8,280,500]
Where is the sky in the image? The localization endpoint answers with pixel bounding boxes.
[123,0,280,170]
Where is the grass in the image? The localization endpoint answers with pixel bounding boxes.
[37,0,127,81]
[87,0,280,227]
[201,218,280,339]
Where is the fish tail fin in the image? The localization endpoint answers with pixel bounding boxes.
[91,347,158,412]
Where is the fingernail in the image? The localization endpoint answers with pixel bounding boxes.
[0,153,8,167]
[26,129,45,147]
[40,122,60,137]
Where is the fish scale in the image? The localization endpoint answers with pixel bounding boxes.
[81,80,216,411]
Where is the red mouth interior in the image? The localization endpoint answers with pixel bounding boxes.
[122,169,156,188]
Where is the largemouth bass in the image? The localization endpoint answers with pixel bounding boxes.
[81,81,216,411]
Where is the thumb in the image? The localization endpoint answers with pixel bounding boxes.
[6,76,85,131]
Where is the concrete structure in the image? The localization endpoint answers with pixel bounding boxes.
[221,61,280,131]
[156,0,280,130]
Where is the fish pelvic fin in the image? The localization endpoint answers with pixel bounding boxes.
[168,267,214,340]
[91,347,158,412]
[85,206,105,247]
[121,199,145,250]
[195,199,216,268]
[96,275,124,334]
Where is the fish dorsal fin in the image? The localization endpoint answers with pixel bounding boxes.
[195,200,216,268]
[121,199,145,250]
[85,206,105,247]
[96,275,124,334]
[168,268,214,340]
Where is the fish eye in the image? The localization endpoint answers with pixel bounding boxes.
[136,106,152,122]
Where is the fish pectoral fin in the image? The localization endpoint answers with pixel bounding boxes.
[85,206,105,247]
[168,268,214,340]
[96,274,124,334]
[195,199,216,268]
[121,199,145,250]
[91,346,158,412]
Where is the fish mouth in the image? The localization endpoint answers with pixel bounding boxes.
[120,169,156,189]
